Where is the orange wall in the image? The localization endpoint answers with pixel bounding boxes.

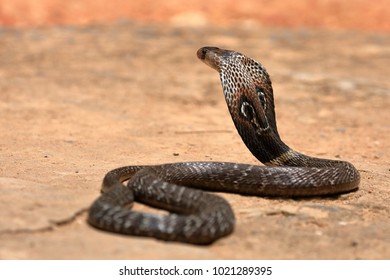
[0,0,389,32]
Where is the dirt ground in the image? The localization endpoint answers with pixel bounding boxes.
[0,16,389,259]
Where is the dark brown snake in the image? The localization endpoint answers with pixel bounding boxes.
[88,47,360,245]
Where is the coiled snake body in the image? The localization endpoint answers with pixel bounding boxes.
[88,47,360,244]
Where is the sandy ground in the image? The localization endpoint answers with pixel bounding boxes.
[0,22,389,259]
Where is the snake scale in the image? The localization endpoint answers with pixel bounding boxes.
[88,47,360,245]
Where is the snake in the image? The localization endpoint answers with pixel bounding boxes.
[88,47,360,245]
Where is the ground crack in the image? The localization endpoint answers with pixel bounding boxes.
[0,207,89,235]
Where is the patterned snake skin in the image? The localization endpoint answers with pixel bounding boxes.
[88,47,360,245]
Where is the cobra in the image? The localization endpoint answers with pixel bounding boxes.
[88,47,360,245]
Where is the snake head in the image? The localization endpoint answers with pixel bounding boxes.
[197,47,233,72]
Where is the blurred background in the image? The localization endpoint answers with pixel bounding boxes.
[0,0,389,32]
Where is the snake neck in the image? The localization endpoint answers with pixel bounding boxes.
[233,119,346,168]
[231,113,291,166]
[197,47,347,168]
